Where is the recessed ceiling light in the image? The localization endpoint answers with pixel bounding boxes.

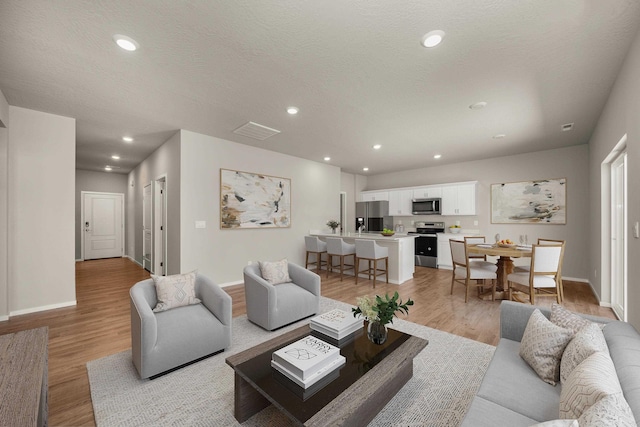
[372,144,382,150]
[122,136,134,142]
[113,34,139,51]
[287,106,299,115]
[421,30,445,48]
[434,154,442,159]
[105,166,113,171]
[324,156,331,161]
[111,155,120,160]
[469,101,487,110]
[492,134,506,139]
[363,167,369,172]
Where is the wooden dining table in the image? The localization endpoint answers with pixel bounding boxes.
[467,244,532,300]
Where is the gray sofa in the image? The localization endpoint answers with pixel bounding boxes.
[244,262,320,331]
[461,300,640,426]
[130,274,232,379]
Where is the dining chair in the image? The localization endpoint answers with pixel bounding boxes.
[514,238,566,301]
[326,237,356,281]
[507,243,564,305]
[304,236,327,272]
[354,239,389,288]
[463,236,498,271]
[450,239,497,303]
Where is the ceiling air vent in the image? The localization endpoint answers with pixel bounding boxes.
[561,123,574,132]
[233,121,281,140]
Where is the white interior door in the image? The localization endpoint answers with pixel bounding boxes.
[83,192,124,260]
[153,178,166,275]
[143,184,152,271]
[611,152,627,320]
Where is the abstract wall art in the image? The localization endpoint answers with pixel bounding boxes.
[491,178,566,224]
[220,169,291,229]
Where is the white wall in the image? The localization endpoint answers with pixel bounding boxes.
[179,129,341,285]
[127,131,181,273]
[588,26,640,329]
[8,106,76,315]
[75,170,128,260]
[364,145,590,280]
[0,89,8,319]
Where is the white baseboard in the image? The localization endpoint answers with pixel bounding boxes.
[126,256,143,267]
[0,315,8,322]
[563,276,589,283]
[75,258,83,262]
[10,300,77,317]
[218,279,244,288]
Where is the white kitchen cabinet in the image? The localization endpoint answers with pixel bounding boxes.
[388,189,413,216]
[412,186,442,199]
[437,232,478,269]
[441,182,476,215]
[360,191,389,202]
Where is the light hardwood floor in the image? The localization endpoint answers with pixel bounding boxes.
[0,258,615,426]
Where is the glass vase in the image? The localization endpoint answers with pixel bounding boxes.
[367,321,388,345]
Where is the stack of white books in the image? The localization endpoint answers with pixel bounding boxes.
[271,335,345,389]
[309,309,364,340]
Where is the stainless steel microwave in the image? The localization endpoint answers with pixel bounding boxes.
[412,198,441,215]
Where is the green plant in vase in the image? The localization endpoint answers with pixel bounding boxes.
[326,219,340,234]
[352,291,414,344]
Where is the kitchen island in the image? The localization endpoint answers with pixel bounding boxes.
[311,232,417,285]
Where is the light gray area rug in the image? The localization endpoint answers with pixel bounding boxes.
[88,297,495,426]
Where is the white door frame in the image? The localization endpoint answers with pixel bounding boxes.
[600,133,627,315]
[153,174,168,275]
[610,150,627,320]
[143,183,153,271]
[80,191,125,261]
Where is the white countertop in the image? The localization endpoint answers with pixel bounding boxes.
[312,232,417,241]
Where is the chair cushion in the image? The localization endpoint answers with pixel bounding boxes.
[519,309,573,385]
[259,258,291,285]
[455,265,497,279]
[152,271,201,312]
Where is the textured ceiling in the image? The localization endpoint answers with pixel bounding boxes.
[1,1,639,175]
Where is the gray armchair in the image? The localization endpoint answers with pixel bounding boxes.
[130,273,232,379]
[244,262,321,331]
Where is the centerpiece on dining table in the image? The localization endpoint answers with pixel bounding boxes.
[352,291,414,345]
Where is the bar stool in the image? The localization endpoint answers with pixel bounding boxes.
[355,239,389,288]
[304,236,327,271]
[326,237,356,281]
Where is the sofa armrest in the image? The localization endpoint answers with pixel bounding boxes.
[289,262,321,296]
[500,300,545,342]
[130,280,159,361]
[196,274,232,327]
[243,264,277,328]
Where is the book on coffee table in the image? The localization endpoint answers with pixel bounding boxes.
[272,335,341,380]
[310,309,363,340]
[272,360,342,400]
[271,354,345,389]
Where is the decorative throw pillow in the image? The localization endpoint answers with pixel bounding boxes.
[550,303,593,335]
[560,322,609,383]
[560,352,622,419]
[529,420,579,427]
[259,258,291,285]
[152,271,200,313]
[519,309,573,385]
[577,392,637,427]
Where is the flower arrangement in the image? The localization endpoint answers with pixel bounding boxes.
[352,291,414,326]
[326,220,340,231]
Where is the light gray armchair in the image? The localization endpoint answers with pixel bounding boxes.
[130,273,232,379]
[244,262,321,331]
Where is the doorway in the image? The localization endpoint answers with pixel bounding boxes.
[611,150,627,320]
[153,176,167,276]
[143,184,152,271]
[81,192,124,260]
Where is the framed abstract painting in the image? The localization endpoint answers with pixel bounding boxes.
[220,169,291,229]
[491,178,566,224]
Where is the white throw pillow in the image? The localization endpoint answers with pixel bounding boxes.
[152,271,201,312]
[519,309,573,385]
[560,322,609,384]
[550,303,593,335]
[577,393,637,427]
[259,258,291,285]
[560,352,622,419]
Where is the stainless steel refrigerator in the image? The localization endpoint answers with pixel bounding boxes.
[355,201,392,232]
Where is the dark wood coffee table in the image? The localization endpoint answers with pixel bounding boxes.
[225,324,428,427]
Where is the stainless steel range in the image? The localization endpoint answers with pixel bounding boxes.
[408,222,445,268]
